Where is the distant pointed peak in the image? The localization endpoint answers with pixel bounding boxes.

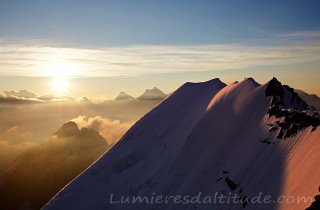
[145,87,163,94]
[119,91,130,96]
[145,87,163,93]
[76,96,92,103]
[54,121,79,137]
[115,92,134,100]
[137,87,166,100]
[63,121,78,128]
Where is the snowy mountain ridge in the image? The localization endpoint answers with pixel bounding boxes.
[43,77,320,210]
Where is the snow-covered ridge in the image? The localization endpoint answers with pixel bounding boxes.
[43,77,320,210]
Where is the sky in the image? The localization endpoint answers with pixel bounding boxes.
[0,0,319,98]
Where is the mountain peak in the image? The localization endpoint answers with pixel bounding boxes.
[295,89,320,110]
[76,96,92,103]
[266,77,308,110]
[184,78,226,88]
[137,87,166,100]
[82,96,90,101]
[243,77,261,87]
[115,92,134,100]
[54,121,79,137]
[146,86,162,93]
[206,78,223,84]
[43,77,320,210]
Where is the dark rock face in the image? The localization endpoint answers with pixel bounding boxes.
[306,187,320,210]
[266,77,308,110]
[260,138,275,144]
[225,177,238,191]
[216,171,250,208]
[265,78,320,139]
[265,78,285,101]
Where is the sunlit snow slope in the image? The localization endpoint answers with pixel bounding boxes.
[43,78,320,210]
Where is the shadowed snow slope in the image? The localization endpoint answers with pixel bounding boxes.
[43,78,320,210]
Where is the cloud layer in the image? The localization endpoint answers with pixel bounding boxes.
[1,33,320,77]
[0,140,35,169]
[71,115,132,145]
[0,121,109,210]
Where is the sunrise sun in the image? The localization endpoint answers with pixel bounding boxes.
[52,77,68,92]
[43,62,75,94]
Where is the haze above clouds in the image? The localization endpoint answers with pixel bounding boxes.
[0,90,164,209]
[0,91,163,168]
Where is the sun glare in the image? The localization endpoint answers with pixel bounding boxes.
[52,77,68,93]
[43,63,74,94]
[44,63,76,78]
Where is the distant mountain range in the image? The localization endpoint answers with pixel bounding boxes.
[0,87,168,104]
[2,87,319,109]
[114,87,167,101]
[43,77,320,210]
[295,89,320,110]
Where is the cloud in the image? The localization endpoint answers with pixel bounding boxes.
[0,125,33,144]
[279,30,320,38]
[0,140,35,168]
[0,90,79,103]
[3,90,37,98]
[0,94,41,104]
[0,120,110,170]
[88,96,113,104]
[0,114,131,171]
[71,115,132,145]
[0,121,109,210]
[0,103,145,209]
[0,35,320,77]
[37,94,55,101]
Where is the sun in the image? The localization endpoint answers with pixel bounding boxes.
[43,62,74,94]
[52,77,68,93]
